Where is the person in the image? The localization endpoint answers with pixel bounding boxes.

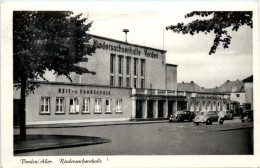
[218,111,225,123]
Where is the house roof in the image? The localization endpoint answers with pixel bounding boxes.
[243,75,253,82]
[177,81,205,92]
[178,80,245,93]
[217,80,245,93]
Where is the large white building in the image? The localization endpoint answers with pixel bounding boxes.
[14,34,187,126]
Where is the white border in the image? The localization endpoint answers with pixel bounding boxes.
[1,1,259,168]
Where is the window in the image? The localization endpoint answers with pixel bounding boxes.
[82,98,90,113]
[40,97,50,114]
[116,99,123,112]
[70,98,79,113]
[134,78,137,88]
[110,76,114,86]
[105,99,111,112]
[118,76,123,86]
[126,57,131,75]
[118,56,123,74]
[141,79,145,89]
[236,94,240,97]
[126,77,131,87]
[134,58,138,76]
[110,54,115,74]
[56,98,64,114]
[95,98,102,113]
[141,59,145,76]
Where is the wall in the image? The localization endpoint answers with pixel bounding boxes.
[244,82,253,109]
[166,64,177,91]
[24,82,132,125]
[54,36,167,90]
[230,92,245,106]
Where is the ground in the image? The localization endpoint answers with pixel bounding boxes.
[14,118,253,155]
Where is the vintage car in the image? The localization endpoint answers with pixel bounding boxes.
[218,110,233,120]
[194,110,224,125]
[169,110,195,122]
[240,110,253,122]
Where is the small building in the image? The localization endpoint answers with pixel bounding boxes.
[177,81,231,113]
[243,75,253,110]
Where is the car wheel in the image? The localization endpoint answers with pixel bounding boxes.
[194,122,199,126]
[169,120,172,122]
[241,120,245,123]
[206,119,212,125]
[219,118,224,124]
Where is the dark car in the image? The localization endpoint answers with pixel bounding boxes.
[169,110,195,122]
[240,110,253,122]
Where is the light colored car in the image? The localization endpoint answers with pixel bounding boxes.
[218,110,233,120]
[194,110,224,125]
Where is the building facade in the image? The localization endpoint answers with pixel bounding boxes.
[243,75,253,110]
[14,35,185,126]
[178,81,231,113]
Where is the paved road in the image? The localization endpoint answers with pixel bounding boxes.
[15,119,253,155]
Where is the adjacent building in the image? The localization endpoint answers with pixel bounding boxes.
[178,81,231,113]
[178,76,253,115]
[243,75,253,110]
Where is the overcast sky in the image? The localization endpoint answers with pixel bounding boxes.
[81,10,252,88]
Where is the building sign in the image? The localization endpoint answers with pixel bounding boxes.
[58,88,111,95]
[196,95,223,100]
[94,39,159,59]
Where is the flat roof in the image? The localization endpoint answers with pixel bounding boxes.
[89,34,167,53]
[166,63,178,67]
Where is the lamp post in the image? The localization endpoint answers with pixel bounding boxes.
[123,29,129,42]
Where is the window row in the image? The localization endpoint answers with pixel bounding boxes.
[110,76,145,88]
[40,97,123,115]
[110,54,145,80]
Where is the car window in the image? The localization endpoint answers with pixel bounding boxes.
[199,111,205,115]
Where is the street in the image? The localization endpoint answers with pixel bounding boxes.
[14,119,253,155]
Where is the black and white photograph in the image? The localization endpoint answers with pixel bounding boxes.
[1,1,259,168]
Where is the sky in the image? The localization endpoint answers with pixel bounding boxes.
[80,10,253,88]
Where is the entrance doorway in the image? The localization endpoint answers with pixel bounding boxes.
[147,100,153,118]
[177,101,187,111]
[168,101,173,117]
[158,100,164,117]
[136,100,143,118]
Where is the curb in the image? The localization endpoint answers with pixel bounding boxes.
[14,137,111,154]
[16,120,169,129]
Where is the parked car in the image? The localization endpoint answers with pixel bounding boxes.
[194,110,224,125]
[169,110,195,122]
[240,110,253,122]
[218,110,233,120]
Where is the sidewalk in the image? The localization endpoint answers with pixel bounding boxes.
[22,119,169,129]
[14,134,111,154]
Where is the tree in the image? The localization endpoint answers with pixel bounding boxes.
[166,11,252,55]
[13,11,96,140]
